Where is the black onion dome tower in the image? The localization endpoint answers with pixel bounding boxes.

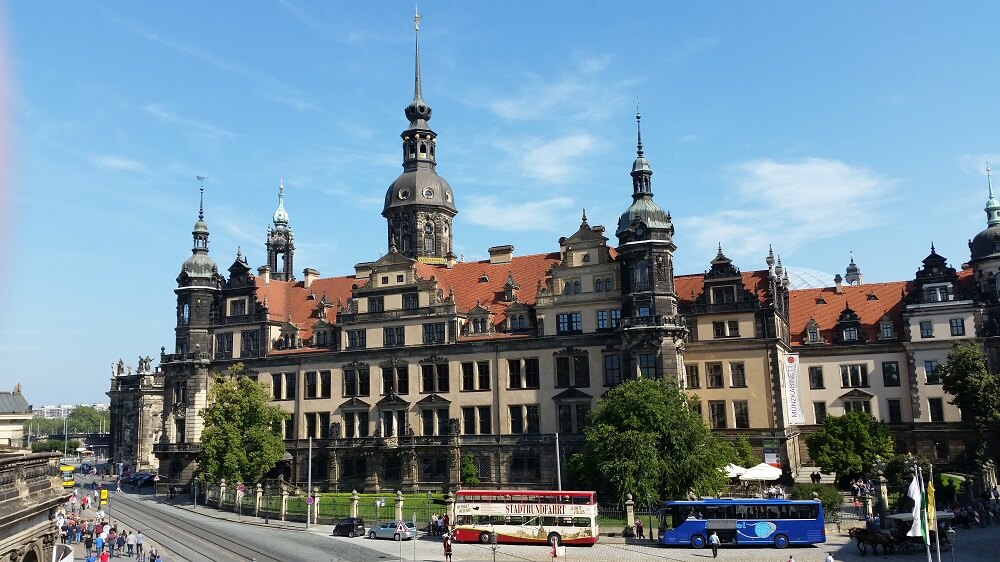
[175,187,222,356]
[266,178,295,281]
[615,107,687,382]
[382,11,457,263]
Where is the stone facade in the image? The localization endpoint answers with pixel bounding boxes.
[0,452,68,562]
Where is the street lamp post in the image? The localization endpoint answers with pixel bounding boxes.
[63,416,68,460]
[946,526,955,562]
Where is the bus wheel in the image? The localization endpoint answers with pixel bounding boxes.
[479,532,492,544]
[774,534,789,549]
[548,532,561,546]
[691,535,706,549]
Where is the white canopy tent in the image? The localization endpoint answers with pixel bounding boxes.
[723,464,747,478]
[739,463,783,482]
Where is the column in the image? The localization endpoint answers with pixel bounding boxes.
[312,486,321,523]
[280,487,289,521]
[350,490,359,518]
[218,479,227,508]
[625,494,636,537]
[394,490,404,521]
[254,483,263,516]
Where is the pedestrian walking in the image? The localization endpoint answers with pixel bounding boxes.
[825,554,834,562]
[135,532,144,560]
[708,530,720,558]
[443,533,453,562]
[127,531,136,557]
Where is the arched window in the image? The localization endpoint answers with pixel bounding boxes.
[181,303,190,325]
[605,277,613,291]
[419,143,427,157]
[595,279,603,292]
[563,283,572,295]
[573,281,581,294]
[424,238,434,251]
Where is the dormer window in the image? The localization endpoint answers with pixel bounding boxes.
[504,288,513,301]
[229,299,247,316]
[807,326,819,343]
[879,319,895,339]
[843,327,858,342]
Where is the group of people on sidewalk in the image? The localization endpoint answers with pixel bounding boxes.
[57,487,163,562]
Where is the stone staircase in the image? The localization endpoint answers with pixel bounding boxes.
[793,466,837,485]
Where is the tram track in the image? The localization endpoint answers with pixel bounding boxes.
[110,493,284,562]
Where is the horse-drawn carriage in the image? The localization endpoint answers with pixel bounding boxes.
[848,512,953,555]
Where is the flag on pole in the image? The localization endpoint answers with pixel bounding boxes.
[926,478,936,531]
[906,473,927,540]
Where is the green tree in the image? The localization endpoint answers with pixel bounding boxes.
[460,453,480,485]
[32,439,80,453]
[196,363,288,484]
[790,484,842,518]
[581,378,733,502]
[805,410,894,481]
[733,436,757,468]
[67,406,110,433]
[938,341,1000,464]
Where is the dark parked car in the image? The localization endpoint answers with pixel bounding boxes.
[331,517,366,538]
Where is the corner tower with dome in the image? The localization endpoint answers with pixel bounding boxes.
[382,12,456,263]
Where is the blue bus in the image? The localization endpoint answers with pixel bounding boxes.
[658,499,825,549]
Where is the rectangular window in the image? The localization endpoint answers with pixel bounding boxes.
[840,364,869,388]
[320,371,331,398]
[928,398,944,422]
[229,299,246,317]
[305,412,317,439]
[461,362,475,391]
[881,322,895,339]
[423,322,446,344]
[525,358,540,388]
[925,361,940,384]
[382,366,408,394]
[920,320,934,338]
[706,362,724,388]
[728,320,740,337]
[318,412,330,439]
[463,407,476,435]
[935,440,949,459]
[305,371,318,399]
[556,313,582,335]
[368,296,384,313]
[509,406,524,434]
[949,318,965,336]
[711,286,736,304]
[638,354,658,379]
[558,404,573,434]
[347,329,366,349]
[283,418,293,440]
[713,321,726,338]
[882,362,900,387]
[173,381,187,404]
[610,309,622,328]
[422,409,435,436]
[215,332,233,358]
[730,362,746,387]
[556,357,571,388]
[709,401,727,428]
[813,401,827,424]
[403,292,419,310]
[477,361,491,390]
[384,326,405,347]
[436,364,449,393]
[241,330,260,355]
[271,373,283,400]
[887,399,902,423]
[508,360,523,388]
[343,367,370,397]
[284,372,297,400]
[808,366,824,389]
[345,411,369,438]
[574,355,590,387]
[844,400,871,414]
[597,310,609,330]
[685,364,700,388]
[526,405,539,433]
[421,364,436,393]
[603,354,622,386]
[478,406,491,434]
[733,400,750,429]
[575,404,591,431]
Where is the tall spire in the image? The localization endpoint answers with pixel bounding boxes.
[630,104,652,196]
[405,8,432,125]
[635,101,644,158]
[273,178,290,227]
[986,156,1000,226]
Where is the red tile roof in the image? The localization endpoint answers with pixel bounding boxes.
[788,281,911,347]
[253,252,559,345]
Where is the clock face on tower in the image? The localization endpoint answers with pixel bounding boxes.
[634,226,645,238]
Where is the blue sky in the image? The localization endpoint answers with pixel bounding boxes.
[2,2,998,405]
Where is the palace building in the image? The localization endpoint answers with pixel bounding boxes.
[149,19,997,492]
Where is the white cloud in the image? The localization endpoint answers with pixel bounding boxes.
[681,157,897,262]
[463,195,575,232]
[89,154,147,173]
[498,134,599,184]
[143,104,234,140]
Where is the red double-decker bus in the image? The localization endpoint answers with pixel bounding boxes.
[452,490,599,546]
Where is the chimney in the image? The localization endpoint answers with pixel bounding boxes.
[303,268,320,289]
[834,273,843,295]
[257,265,271,284]
[488,245,514,265]
[354,262,373,280]
[445,252,457,269]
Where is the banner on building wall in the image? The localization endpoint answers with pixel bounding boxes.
[784,354,806,425]
[763,438,780,468]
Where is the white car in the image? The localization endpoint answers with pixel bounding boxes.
[368,521,417,541]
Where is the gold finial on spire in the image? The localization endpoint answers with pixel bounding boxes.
[988,155,994,197]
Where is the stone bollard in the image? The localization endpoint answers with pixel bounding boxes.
[350,489,359,518]
[445,491,455,527]
[394,490,404,522]
[312,486,321,523]
[218,479,227,508]
[280,487,289,521]
[254,483,263,516]
[625,493,635,537]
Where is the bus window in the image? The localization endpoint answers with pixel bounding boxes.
[490,516,505,526]
[573,517,591,528]
[456,516,472,525]
[542,516,556,526]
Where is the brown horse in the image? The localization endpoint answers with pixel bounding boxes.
[849,527,895,556]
